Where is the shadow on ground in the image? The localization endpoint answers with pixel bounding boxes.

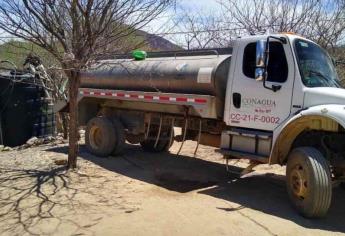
[0,148,136,235]
[0,166,77,235]
[48,144,345,234]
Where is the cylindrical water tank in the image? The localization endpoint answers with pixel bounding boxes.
[80,54,232,100]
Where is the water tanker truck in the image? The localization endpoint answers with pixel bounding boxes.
[73,33,345,218]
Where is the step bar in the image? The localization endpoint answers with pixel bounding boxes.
[215,149,269,164]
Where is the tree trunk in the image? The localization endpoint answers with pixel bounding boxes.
[61,113,69,140]
[67,70,80,169]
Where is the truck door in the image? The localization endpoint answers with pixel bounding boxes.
[228,40,294,131]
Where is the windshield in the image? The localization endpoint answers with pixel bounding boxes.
[294,39,340,88]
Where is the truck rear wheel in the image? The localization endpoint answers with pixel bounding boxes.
[140,129,174,153]
[286,147,332,218]
[86,117,116,157]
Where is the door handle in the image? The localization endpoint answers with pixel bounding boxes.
[233,93,241,109]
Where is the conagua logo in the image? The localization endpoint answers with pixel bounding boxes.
[242,97,276,107]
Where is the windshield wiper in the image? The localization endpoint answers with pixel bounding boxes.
[308,70,341,87]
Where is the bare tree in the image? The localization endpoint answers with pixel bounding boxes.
[172,0,345,50]
[171,10,227,49]
[219,0,345,48]
[0,0,173,168]
[173,0,345,83]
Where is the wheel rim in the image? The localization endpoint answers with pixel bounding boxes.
[89,126,102,149]
[289,164,308,200]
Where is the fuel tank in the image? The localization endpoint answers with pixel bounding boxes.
[80,54,232,100]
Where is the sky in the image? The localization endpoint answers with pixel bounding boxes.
[144,0,222,34]
[177,0,221,11]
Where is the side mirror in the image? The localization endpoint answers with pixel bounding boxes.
[255,39,267,81]
[254,37,286,92]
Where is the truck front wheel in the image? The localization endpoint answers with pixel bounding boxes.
[86,117,117,157]
[286,147,332,218]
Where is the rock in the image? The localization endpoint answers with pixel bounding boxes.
[26,137,39,146]
[3,146,12,151]
[44,136,55,142]
[18,144,30,150]
[43,137,52,144]
[35,138,45,145]
[21,135,63,149]
[54,159,67,166]
[0,145,4,151]
[53,139,65,145]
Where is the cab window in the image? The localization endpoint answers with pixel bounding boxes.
[243,42,288,83]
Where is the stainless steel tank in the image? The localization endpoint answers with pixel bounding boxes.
[80,54,232,100]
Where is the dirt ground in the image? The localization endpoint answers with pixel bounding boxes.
[0,137,345,236]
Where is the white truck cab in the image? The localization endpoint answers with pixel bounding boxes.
[226,34,342,131]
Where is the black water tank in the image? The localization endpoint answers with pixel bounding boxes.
[0,74,55,147]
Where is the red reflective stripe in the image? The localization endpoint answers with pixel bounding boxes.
[194,98,207,103]
[80,90,207,104]
[144,95,153,100]
[159,96,169,101]
[176,97,187,102]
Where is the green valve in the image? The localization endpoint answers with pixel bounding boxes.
[132,50,147,60]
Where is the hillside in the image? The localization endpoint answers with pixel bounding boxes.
[0,41,52,69]
[0,31,180,69]
[137,30,181,51]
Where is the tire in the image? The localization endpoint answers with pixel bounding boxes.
[140,129,174,153]
[111,118,125,156]
[286,147,332,218]
[86,117,116,157]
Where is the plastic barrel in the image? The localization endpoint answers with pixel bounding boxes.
[0,76,56,147]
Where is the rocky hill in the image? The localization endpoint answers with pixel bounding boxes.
[137,30,181,51]
[0,31,180,68]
